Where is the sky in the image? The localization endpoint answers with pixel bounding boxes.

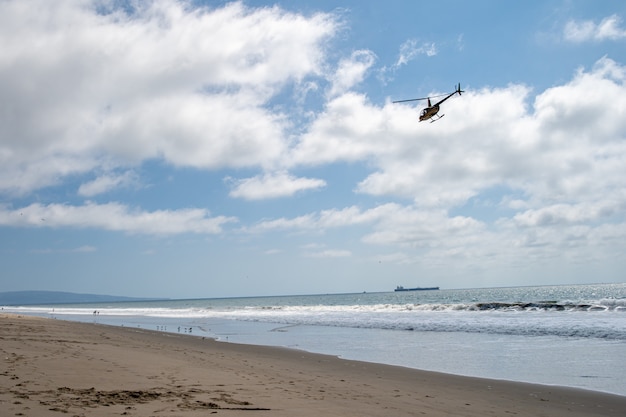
[1,0,626,299]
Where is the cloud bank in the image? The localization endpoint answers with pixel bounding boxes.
[1,2,625,276]
[0,202,235,235]
[0,0,338,194]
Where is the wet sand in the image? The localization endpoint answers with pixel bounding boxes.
[1,314,625,416]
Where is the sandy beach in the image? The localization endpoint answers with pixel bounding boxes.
[1,314,625,417]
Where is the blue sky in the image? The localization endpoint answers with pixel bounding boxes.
[1,0,626,298]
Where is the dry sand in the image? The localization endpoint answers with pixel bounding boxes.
[1,314,625,417]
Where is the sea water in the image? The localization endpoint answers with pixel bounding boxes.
[5,283,626,396]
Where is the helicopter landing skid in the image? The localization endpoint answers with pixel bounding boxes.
[430,114,445,123]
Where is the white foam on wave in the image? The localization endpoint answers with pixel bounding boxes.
[7,306,208,318]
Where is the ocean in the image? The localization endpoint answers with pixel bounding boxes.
[5,283,626,396]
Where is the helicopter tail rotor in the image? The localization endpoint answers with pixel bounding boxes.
[456,83,464,95]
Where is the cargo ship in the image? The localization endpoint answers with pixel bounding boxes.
[394,285,439,292]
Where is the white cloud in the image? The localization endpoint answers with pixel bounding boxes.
[564,14,626,42]
[327,50,376,98]
[264,249,283,255]
[244,196,625,270]
[396,39,437,66]
[0,0,338,194]
[0,154,98,196]
[304,249,352,258]
[73,245,97,253]
[78,170,139,197]
[378,38,437,83]
[246,213,317,234]
[317,204,399,227]
[30,245,97,254]
[244,202,498,267]
[227,171,326,200]
[361,207,485,249]
[289,92,395,166]
[512,201,626,228]
[0,202,237,235]
[299,242,351,258]
[245,204,391,234]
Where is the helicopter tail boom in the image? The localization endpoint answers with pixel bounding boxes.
[392,83,464,122]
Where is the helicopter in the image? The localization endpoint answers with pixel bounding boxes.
[393,83,464,123]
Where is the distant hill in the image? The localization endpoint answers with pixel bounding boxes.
[0,291,158,306]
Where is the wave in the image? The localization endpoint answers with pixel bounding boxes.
[7,297,626,316]
[470,299,626,312]
[229,299,626,313]
[6,296,626,341]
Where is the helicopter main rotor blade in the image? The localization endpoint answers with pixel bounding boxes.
[392,93,451,104]
[392,97,429,103]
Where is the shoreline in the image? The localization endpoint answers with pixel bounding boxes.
[2,314,626,416]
